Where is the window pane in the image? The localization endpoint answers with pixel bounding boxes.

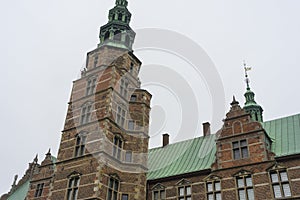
[207,194,213,200]
[237,178,244,188]
[207,183,213,192]
[160,190,166,199]
[186,186,191,195]
[216,192,221,200]
[282,183,291,197]
[247,188,254,200]
[186,197,191,200]
[238,190,246,200]
[215,182,221,191]
[122,194,128,200]
[125,151,132,162]
[273,185,282,198]
[179,187,184,196]
[246,177,252,186]
[114,181,119,190]
[241,147,248,158]
[233,141,239,148]
[234,149,240,160]
[280,171,288,182]
[153,191,159,200]
[240,140,247,146]
[271,173,279,183]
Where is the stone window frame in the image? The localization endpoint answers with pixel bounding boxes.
[113,135,123,160]
[234,171,254,200]
[86,76,97,96]
[74,132,87,158]
[116,105,126,128]
[34,183,44,197]
[176,179,192,200]
[107,175,120,200]
[151,183,166,200]
[269,168,292,199]
[206,179,221,200]
[120,78,129,99]
[66,173,81,200]
[80,102,93,125]
[232,139,249,160]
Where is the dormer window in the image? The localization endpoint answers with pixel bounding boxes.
[233,140,248,160]
[236,175,254,200]
[206,181,221,200]
[67,176,80,200]
[270,170,291,198]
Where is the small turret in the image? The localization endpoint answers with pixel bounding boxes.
[243,62,264,122]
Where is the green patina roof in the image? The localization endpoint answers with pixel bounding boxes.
[147,134,216,180]
[147,113,300,180]
[263,113,300,157]
[7,180,30,200]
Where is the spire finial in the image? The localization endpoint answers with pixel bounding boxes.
[231,95,239,106]
[243,60,252,90]
[34,154,38,163]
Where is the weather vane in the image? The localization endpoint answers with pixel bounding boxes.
[243,60,252,89]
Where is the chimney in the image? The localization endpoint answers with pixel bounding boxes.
[163,133,169,147]
[203,122,211,136]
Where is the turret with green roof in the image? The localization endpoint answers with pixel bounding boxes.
[98,0,135,50]
[243,63,264,122]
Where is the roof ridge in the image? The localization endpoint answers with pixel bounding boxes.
[264,113,300,123]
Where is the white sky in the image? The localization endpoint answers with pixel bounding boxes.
[1,0,300,195]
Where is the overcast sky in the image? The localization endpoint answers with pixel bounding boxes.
[1,0,300,195]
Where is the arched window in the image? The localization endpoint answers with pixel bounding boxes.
[80,103,92,124]
[75,133,87,157]
[104,31,110,41]
[114,30,122,41]
[118,13,122,21]
[113,136,123,160]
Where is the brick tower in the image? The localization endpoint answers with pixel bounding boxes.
[27,0,152,199]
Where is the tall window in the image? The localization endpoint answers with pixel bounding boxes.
[120,79,129,98]
[128,120,135,130]
[81,103,92,124]
[107,177,119,200]
[113,136,123,160]
[86,78,97,96]
[270,170,291,198]
[116,106,126,127]
[153,189,166,200]
[93,56,98,68]
[34,183,44,197]
[206,181,221,200]
[233,140,249,160]
[75,134,86,157]
[178,185,191,200]
[67,176,80,200]
[236,176,254,200]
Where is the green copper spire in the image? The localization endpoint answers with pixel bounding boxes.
[243,62,264,122]
[98,0,135,50]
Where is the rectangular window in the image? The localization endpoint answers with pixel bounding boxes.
[125,151,132,162]
[107,178,119,200]
[121,194,128,200]
[120,79,129,98]
[178,186,191,200]
[75,134,86,157]
[233,140,249,160]
[113,137,123,160]
[237,176,254,200]
[67,177,80,200]
[206,181,221,200]
[128,120,135,130]
[116,106,126,127]
[153,189,166,200]
[34,183,44,197]
[94,56,98,68]
[270,170,292,198]
[86,78,97,96]
[130,95,137,102]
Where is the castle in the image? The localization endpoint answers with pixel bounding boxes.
[1,1,300,200]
